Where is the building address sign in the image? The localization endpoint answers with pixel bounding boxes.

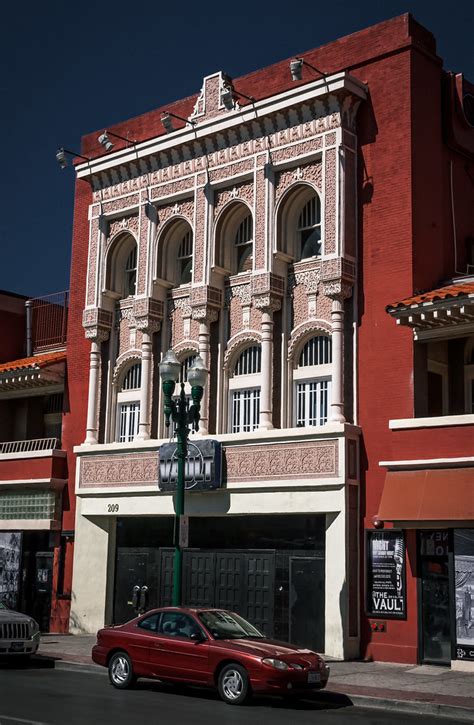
[158,440,222,492]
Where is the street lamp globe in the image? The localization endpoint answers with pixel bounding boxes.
[159,349,181,384]
[187,355,208,389]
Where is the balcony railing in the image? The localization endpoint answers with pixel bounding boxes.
[28,291,68,352]
[0,438,60,455]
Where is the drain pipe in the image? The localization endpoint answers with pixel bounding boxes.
[25,299,33,357]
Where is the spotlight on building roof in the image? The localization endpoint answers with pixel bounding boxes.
[98,132,114,152]
[55,147,91,169]
[290,58,304,81]
[221,84,235,111]
[161,113,174,133]
[56,148,68,169]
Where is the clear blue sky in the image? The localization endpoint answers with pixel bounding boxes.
[1,0,472,297]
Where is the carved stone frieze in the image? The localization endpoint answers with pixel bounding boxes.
[275,161,323,204]
[80,452,158,488]
[191,306,219,323]
[288,267,321,294]
[225,283,251,307]
[168,295,192,317]
[214,181,254,215]
[190,286,222,323]
[225,440,338,481]
[102,193,140,215]
[133,297,163,333]
[324,147,337,255]
[322,280,353,300]
[82,307,112,341]
[107,215,139,246]
[321,258,355,283]
[253,294,281,313]
[156,198,194,231]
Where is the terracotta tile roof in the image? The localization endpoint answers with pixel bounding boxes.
[387,282,474,310]
[0,351,67,374]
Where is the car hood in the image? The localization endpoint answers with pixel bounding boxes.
[216,637,320,661]
[0,610,32,623]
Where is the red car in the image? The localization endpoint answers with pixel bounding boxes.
[92,607,329,705]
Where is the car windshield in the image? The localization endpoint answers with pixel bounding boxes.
[198,611,264,640]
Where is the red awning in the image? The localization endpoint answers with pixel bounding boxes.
[378,468,474,522]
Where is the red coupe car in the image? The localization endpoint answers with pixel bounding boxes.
[92,607,330,705]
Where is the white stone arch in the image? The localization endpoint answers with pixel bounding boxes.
[275,181,322,260]
[103,230,139,299]
[173,340,199,361]
[223,330,262,373]
[109,350,142,443]
[154,215,194,287]
[213,199,254,274]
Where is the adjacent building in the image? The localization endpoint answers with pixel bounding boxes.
[64,13,473,666]
[0,290,72,632]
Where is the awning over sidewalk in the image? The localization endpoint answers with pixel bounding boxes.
[378,468,474,522]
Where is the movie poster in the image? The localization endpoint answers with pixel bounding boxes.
[0,532,23,609]
[366,530,406,619]
[454,529,474,661]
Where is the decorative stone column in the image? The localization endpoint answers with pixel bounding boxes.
[322,279,353,423]
[134,298,163,440]
[191,286,222,436]
[252,273,284,431]
[82,308,112,445]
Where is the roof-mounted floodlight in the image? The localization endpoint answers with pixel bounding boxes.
[56,147,91,169]
[222,83,255,111]
[290,57,326,82]
[98,129,136,151]
[161,111,195,134]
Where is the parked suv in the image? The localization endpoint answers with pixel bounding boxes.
[0,601,40,657]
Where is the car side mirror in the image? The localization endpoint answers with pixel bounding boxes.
[190,631,205,643]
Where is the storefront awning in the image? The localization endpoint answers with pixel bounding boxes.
[378,468,474,522]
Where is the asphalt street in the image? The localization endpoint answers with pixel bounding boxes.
[0,661,468,725]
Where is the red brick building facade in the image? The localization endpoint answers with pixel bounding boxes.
[63,14,473,664]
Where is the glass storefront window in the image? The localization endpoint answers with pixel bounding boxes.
[454,529,474,661]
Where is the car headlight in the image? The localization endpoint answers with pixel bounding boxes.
[29,619,39,635]
[262,658,290,671]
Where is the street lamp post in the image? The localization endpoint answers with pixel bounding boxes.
[159,350,208,606]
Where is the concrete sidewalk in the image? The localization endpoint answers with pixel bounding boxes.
[37,635,474,720]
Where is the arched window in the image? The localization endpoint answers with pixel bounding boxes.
[229,345,261,432]
[177,229,193,284]
[214,202,253,276]
[234,214,253,273]
[294,336,332,427]
[124,247,137,297]
[157,219,194,287]
[105,233,138,299]
[116,362,141,442]
[297,195,321,260]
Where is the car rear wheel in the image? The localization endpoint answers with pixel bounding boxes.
[108,651,136,689]
[218,663,250,705]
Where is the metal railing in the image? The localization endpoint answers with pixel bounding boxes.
[27,291,68,352]
[0,438,60,455]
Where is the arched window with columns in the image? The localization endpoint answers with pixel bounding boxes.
[276,184,322,261]
[228,345,261,433]
[214,201,254,276]
[156,218,194,287]
[105,232,138,299]
[294,335,332,427]
[116,362,141,442]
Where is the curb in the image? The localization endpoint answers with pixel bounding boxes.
[318,690,474,721]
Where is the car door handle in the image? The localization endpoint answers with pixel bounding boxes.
[153,643,162,648]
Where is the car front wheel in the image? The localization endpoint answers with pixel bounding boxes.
[108,651,136,689]
[218,663,250,705]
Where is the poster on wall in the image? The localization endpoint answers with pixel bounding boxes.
[454,529,474,661]
[366,529,406,619]
[0,532,23,610]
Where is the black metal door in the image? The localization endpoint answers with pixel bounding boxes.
[289,557,325,652]
[114,547,159,624]
[34,552,53,633]
[159,549,275,635]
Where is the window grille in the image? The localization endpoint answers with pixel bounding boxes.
[296,380,331,427]
[234,346,261,376]
[122,363,141,391]
[299,336,332,367]
[297,196,321,259]
[234,215,253,273]
[118,402,140,442]
[45,392,63,414]
[124,247,137,297]
[177,230,193,284]
[231,389,260,432]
